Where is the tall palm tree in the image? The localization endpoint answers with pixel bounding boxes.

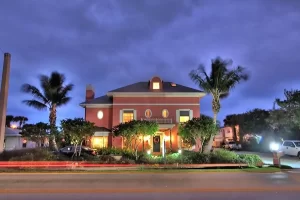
[189,57,249,152]
[21,71,74,151]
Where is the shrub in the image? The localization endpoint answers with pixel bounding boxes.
[210,149,241,163]
[181,151,211,164]
[97,148,123,155]
[6,148,57,161]
[98,155,116,163]
[238,154,263,166]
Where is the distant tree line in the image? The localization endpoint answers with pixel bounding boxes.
[223,89,300,151]
[6,115,28,128]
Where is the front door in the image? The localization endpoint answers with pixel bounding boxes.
[153,136,161,152]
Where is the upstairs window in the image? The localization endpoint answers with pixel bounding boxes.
[145,109,152,118]
[123,110,134,123]
[162,109,169,118]
[179,110,190,123]
[153,82,160,89]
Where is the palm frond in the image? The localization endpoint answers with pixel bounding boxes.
[224,66,249,90]
[21,84,49,103]
[219,92,229,99]
[39,74,53,101]
[22,100,47,110]
[57,97,71,106]
[49,71,66,88]
[60,84,74,97]
[189,65,212,92]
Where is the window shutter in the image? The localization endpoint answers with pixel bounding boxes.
[133,110,137,120]
[176,110,180,122]
[189,110,193,119]
[119,110,123,123]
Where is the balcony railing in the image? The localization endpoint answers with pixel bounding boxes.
[141,118,173,124]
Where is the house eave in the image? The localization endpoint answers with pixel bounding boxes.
[106,92,206,98]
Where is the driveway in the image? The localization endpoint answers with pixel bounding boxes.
[237,151,300,168]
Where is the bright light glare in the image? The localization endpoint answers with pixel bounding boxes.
[147,150,151,155]
[178,149,182,154]
[270,142,279,151]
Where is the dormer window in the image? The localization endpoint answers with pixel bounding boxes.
[153,82,160,89]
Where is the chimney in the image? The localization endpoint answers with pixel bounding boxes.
[86,84,95,101]
[0,53,11,153]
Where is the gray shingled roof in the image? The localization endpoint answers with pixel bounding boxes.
[108,81,203,93]
[80,95,112,105]
[80,81,203,105]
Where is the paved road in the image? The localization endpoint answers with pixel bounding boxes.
[0,171,300,200]
[237,151,300,168]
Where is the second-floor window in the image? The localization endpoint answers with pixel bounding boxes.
[153,82,160,89]
[123,110,134,123]
[162,109,169,118]
[179,110,190,123]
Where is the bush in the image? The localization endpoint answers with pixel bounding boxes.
[137,150,263,166]
[239,154,263,166]
[97,148,141,160]
[210,149,241,164]
[5,148,57,161]
[97,148,123,155]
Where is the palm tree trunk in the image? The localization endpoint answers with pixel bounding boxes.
[203,112,217,153]
[49,105,58,151]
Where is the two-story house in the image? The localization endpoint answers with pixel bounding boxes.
[80,76,205,154]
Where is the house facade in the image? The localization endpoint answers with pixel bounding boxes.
[213,125,240,147]
[80,76,205,154]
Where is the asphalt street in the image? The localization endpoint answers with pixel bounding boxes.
[0,171,300,200]
[237,151,300,168]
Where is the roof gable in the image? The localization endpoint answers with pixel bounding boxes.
[108,81,203,93]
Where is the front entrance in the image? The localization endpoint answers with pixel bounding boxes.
[152,135,161,152]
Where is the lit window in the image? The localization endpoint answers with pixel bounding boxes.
[145,109,152,118]
[92,136,108,149]
[162,109,169,118]
[97,110,103,119]
[153,82,160,89]
[179,110,190,123]
[123,110,134,123]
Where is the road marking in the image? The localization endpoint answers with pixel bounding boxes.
[1,187,300,194]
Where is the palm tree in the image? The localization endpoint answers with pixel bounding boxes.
[13,116,28,128]
[5,115,14,127]
[21,71,74,151]
[189,57,249,152]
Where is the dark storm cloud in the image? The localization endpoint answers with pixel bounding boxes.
[0,0,299,124]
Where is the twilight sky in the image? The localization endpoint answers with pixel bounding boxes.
[0,0,300,125]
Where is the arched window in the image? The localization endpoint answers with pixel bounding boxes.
[145,109,152,118]
[162,109,169,118]
[97,110,104,119]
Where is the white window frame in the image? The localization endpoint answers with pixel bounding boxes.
[120,109,137,123]
[176,109,193,123]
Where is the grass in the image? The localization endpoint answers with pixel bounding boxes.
[0,166,282,173]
